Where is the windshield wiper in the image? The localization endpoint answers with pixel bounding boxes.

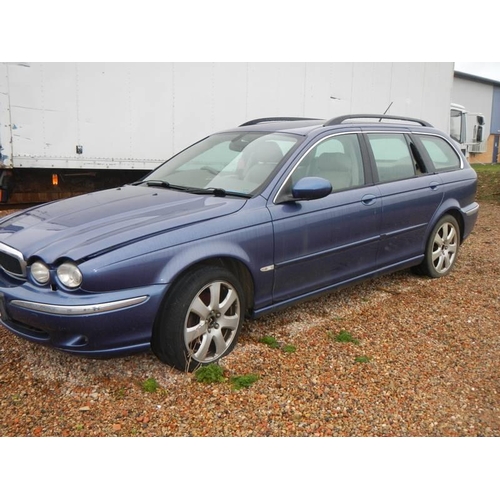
[132,179,172,188]
[141,180,191,192]
[184,187,252,198]
[136,180,251,198]
[145,180,172,188]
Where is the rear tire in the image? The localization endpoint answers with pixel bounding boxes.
[414,215,460,278]
[152,266,245,372]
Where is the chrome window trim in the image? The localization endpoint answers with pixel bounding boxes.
[273,131,362,204]
[0,242,27,278]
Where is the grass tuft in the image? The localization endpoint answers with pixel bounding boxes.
[194,364,225,384]
[259,335,280,349]
[354,355,371,363]
[230,374,259,390]
[329,329,360,345]
[142,377,159,393]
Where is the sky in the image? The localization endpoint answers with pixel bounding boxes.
[3,2,500,66]
[454,62,500,82]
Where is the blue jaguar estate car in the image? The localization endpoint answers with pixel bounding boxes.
[0,114,479,371]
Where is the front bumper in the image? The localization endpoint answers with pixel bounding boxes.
[0,282,167,357]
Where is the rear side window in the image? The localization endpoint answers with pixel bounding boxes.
[367,134,415,183]
[419,135,461,171]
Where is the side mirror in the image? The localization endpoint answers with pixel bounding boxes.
[476,125,485,143]
[292,177,332,200]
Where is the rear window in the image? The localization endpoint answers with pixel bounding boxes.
[419,135,461,171]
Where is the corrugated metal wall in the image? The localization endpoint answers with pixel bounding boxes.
[452,77,494,133]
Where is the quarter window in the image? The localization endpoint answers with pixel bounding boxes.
[419,135,461,171]
[367,134,416,183]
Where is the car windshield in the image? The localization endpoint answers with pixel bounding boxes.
[142,131,300,196]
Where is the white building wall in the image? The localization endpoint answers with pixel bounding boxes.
[1,62,454,170]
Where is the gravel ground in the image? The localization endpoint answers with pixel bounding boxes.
[0,202,499,437]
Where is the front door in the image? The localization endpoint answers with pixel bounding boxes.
[268,133,382,303]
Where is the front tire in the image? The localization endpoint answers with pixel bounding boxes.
[152,266,245,372]
[415,215,460,278]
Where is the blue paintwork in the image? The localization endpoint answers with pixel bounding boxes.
[0,117,479,359]
[291,177,332,200]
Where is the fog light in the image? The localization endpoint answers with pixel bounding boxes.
[31,261,50,285]
[57,261,83,288]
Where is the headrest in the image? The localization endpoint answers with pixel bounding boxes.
[249,141,283,164]
[315,152,350,172]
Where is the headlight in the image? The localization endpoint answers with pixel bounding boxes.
[57,261,83,288]
[31,261,50,285]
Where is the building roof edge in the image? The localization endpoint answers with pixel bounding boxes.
[454,70,500,87]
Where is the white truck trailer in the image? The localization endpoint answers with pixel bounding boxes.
[0,62,454,204]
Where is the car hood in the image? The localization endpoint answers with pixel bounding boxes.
[0,185,247,263]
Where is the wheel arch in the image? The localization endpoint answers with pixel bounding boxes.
[426,202,465,247]
[444,208,464,244]
[160,256,256,316]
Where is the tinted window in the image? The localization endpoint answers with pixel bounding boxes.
[292,134,365,191]
[419,135,461,171]
[367,134,415,183]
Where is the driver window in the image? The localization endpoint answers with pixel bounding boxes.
[291,134,365,192]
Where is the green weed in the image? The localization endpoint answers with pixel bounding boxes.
[259,335,280,349]
[142,377,159,393]
[329,329,360,345]
[355,355,371,363]
[114,388,127,400]
[194,364,225,384]
[230,374,259,390]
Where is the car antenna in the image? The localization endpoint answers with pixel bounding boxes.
[379,102,394,121]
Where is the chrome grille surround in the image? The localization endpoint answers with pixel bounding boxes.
[0,242,27,279]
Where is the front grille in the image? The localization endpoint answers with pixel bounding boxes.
[0,243,26,278]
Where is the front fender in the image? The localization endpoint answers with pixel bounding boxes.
[79,200,275,308]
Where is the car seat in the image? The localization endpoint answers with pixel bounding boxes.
[312,152,352,190]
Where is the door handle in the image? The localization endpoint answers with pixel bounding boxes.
[361,194,377,206]
[429,181,440,190]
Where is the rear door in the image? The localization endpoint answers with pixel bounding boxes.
[364,132,443,269]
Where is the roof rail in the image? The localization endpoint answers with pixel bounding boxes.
[323,114,433,127]
[239,116,320,127]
